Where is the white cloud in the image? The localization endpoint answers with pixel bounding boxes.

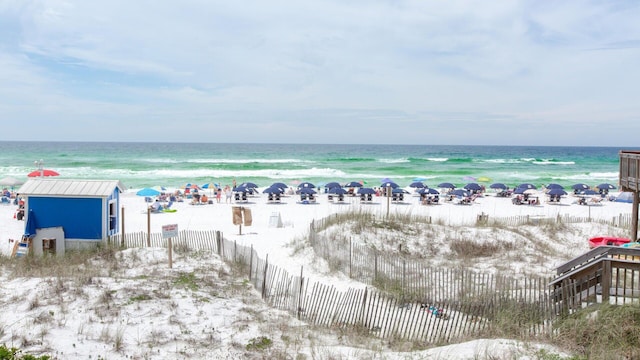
[0,0,639,145]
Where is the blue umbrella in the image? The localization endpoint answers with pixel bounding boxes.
[438,182,456,189]
[298,182,315,189]
[517,183,537,190]
[380,181,399,189]
[464,183,482,191]
[547,188,568,196]
[451,189,470,197]
[419,188,440,195]
[545,183,564,190]
[263,186,284,194]
[490,183,507,190]
[299,188,317,194]
[596,183,616,190]
[325,182,342,189]
[392,188,409,194]
[357,187,376,195]
[234,185,249,193]
[344,181,363,188]
[270,182,288,190]
[579,189,599,196]
[24,209,37,236]
[328,187,348,195]
[381,177,393,184]
[409,181,426,188]
[572,183,590,190]
[136,187,161,197]
[239,182,259,188]
[201,183,210,189]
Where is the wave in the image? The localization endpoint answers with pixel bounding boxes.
[378,158,410,164]
[532,160,575,165]
[425,157,448,162]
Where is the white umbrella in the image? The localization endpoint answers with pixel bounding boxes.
[0,176,25,188]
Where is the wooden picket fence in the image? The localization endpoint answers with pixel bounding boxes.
[109,228,556,344]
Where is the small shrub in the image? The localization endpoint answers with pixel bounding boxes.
[245,336,272,351]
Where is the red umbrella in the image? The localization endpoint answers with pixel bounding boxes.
[27,169,60,177]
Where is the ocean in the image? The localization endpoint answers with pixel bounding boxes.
[0,142,636,191]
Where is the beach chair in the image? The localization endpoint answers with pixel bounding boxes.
[391,194,398,202]
[234,193,241,201]
[327,194,333,201]
[337,194,345,202]
[275,194,281,202]
[366,194,373,202]
[398,193,404,202]
[268,193,274,202]
[1,197,10,205]
[360,194,366,202]
[144,196,153,203]
[300,193,308,202]
[241,192,248,202]
[309,194,316,203]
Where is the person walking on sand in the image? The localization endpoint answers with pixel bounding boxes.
[216,187,222,203]
[224,185,232,204]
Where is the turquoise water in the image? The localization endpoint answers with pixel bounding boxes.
[0,142,635,190]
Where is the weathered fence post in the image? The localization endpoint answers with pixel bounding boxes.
[349,237,353,279]
[297,266,304,320]
[249,244,253,279]
[261,254,269,299]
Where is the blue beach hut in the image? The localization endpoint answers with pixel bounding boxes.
[17,179,126,255]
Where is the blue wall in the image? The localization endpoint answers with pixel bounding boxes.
[28,197,103,240]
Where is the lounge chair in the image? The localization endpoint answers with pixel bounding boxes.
[268,193,274,202]
[391,194,398,202]
[337,194,344,202]
[327,194,333,201]
[241,192,248,202]
[366,194,373,202]
[275,194,281,202]
[360,194,366,202]
[234,193,241,201]
[398,193,404,202]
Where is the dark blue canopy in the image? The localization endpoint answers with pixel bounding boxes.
[547,188,568,196]
[297,182,315,189]
[451,189,470,197]
[270,182,288,189]
[438,182,456,189]
[328,187,348,195]
[596,183,616,190]
[344,181,363,188]
[325,182,342,189]
[409,181,426,188]
[380,181,399,188]
[357,187,376,195]
[263,186,284,194]
[517,183,537,190]
[299,188,317,194]
[545,183,564,190]
[464,183,482,191]
[572,183,590,190]
[419,188,440,195]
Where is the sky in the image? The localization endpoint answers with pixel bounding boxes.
[1,1,639,146]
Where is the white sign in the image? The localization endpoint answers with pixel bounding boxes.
[162,223,179,239]
[268,212,283,228]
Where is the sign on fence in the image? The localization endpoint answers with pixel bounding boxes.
[162,224,178,239]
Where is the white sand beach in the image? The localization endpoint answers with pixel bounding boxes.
[0,187,635,359]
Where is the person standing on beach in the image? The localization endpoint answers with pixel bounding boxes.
[232,178,237,190]
[224,185,232,204]
[216,187,222,203]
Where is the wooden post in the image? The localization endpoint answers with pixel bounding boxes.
[147,207,151,247]
[349,237,352,279]
[386,187,391,218]
[261,254,269,299]
[297,266,304,319]
[632,192,639,241]
[120,207,125,247]
[168,237,173,268]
